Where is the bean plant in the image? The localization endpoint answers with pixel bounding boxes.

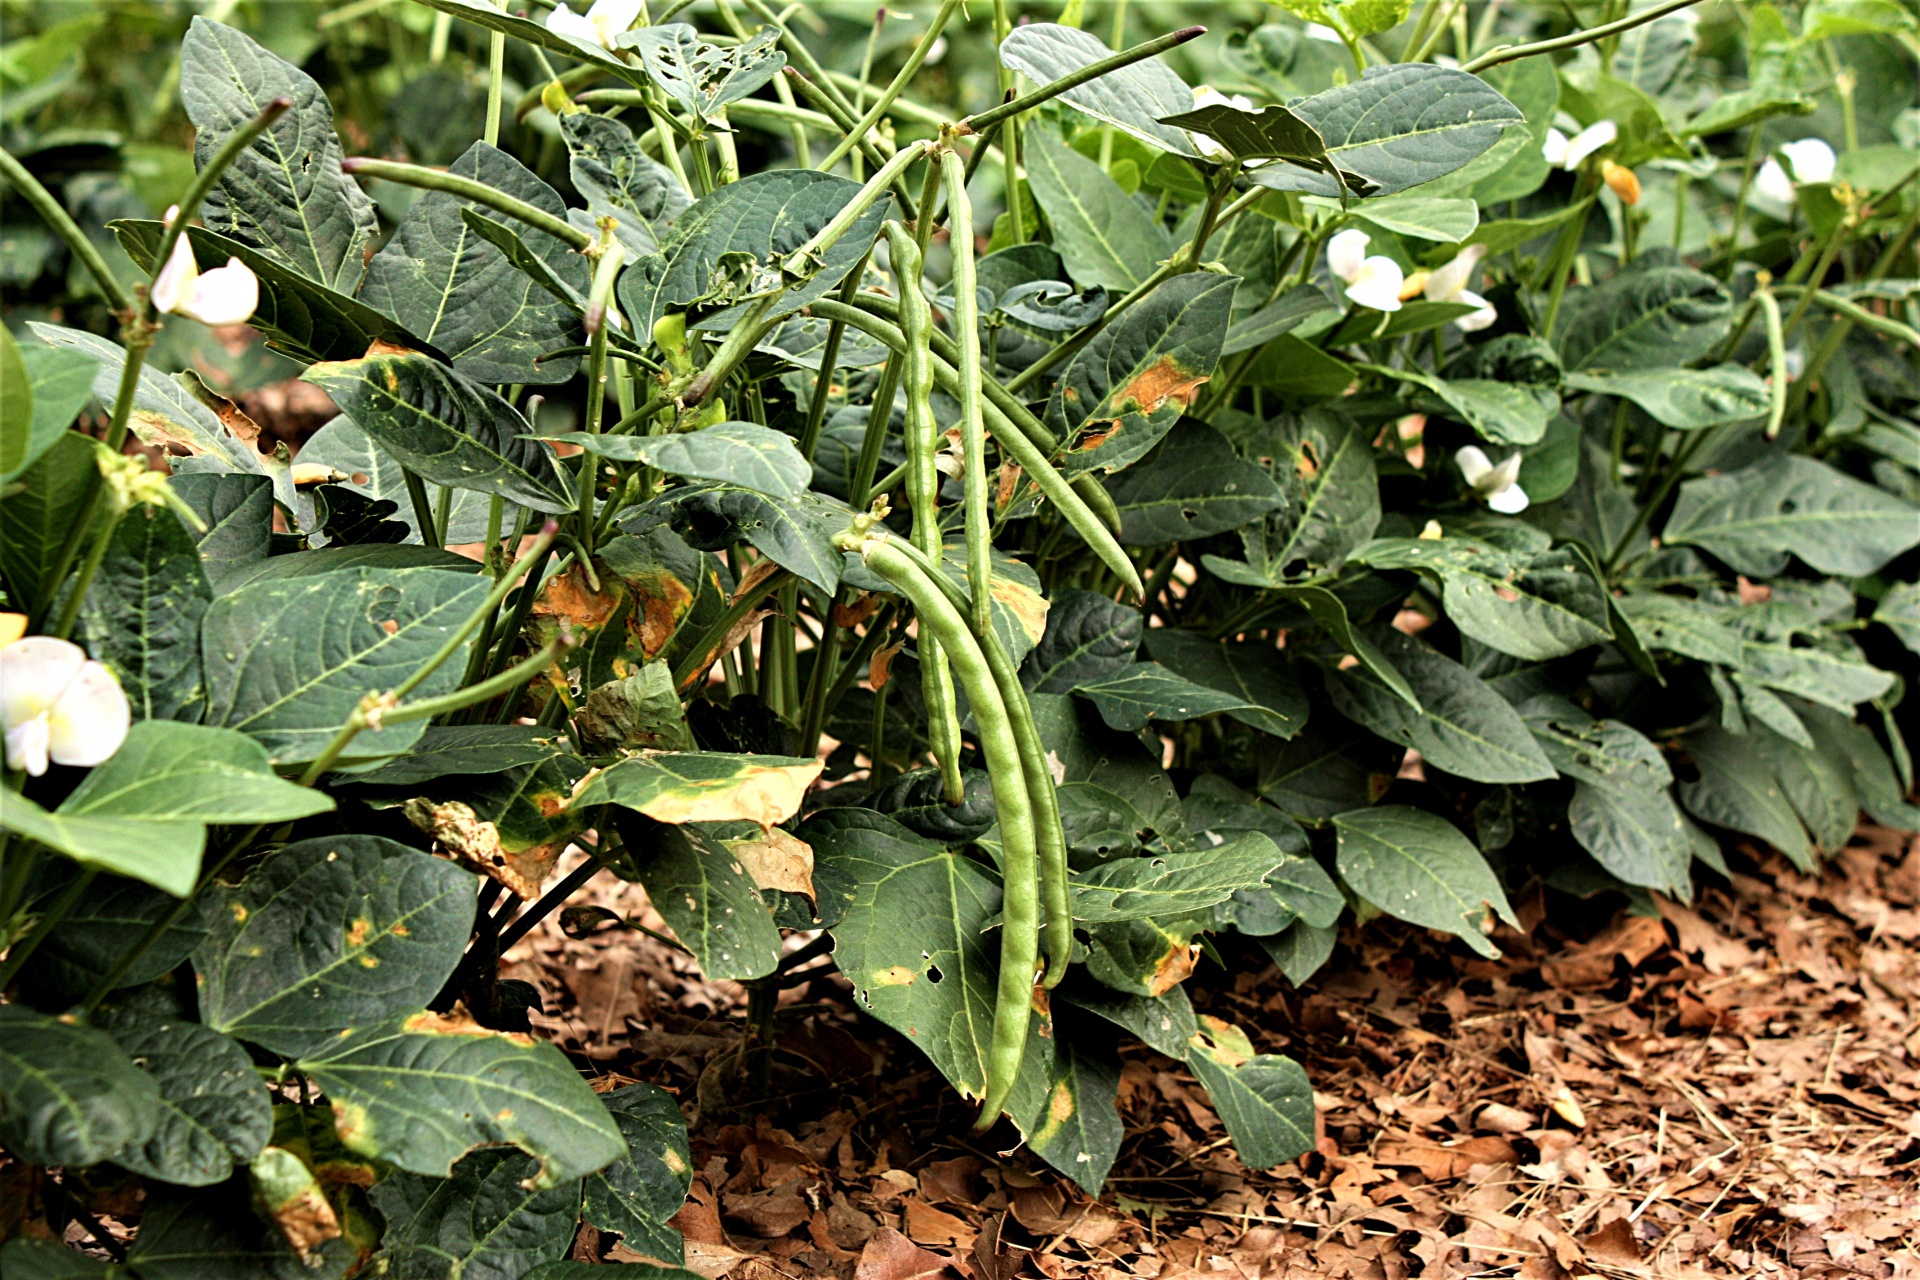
[1,0,1917,1273]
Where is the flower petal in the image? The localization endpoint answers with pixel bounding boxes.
[1454,294,1498,332]
[151,231,200,317]
[1779,138,1836,184]
[1327,229,1370,284]
[179,258,259,326]
[545,4,598,42]
[1454,445,1493,486]
[46,660,130,769]
[1423,244,1485,303]
[1486,452,1523,492]
[1344,257,1405,312]
[6,714,49,776]
[1541,127,1569,167]
[1753,158,1796,209]
[1488,484,1530,515]
[0,636,86,733]
[1563,119,1618,169]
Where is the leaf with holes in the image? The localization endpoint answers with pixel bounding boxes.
[1069,835,1291,923]
[1664,454,1920,578]
[609,815,782,982]
[1354,536,1612,661]
[542,421,811,499]
[617,24,785,121]
[581,1083,693,1262]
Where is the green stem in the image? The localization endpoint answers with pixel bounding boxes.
[340,158,592,249]
[815,0,962,174]
[798,253,872,462]
[403,468,440,549]
[46,490,126,641]
[964,24,1207,134]
[483,0,506,146]
[671,569,797,692]
[1462,0,1706,72]
[0,870,96,992]
[398,523,559,705]
[0,147,131,311]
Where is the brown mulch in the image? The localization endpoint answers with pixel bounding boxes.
[503,825,1920,1280]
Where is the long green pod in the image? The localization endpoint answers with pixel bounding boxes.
[808,299,1143,596]
[942,151,995,641]
[846,531,1039,1129]
[884,221,966,805]
[883,539,1073,987]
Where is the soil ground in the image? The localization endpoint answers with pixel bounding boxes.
[507,826,1920,1280]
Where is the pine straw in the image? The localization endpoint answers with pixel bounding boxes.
[506,826,1920,1279]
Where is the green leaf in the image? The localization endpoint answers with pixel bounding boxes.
[576,751,821,829]
[1023,126,1174,293]
[1243,333,1356,401]
[1185,1023,1315,1169]
[1219,412,1381,583]
[297,414,509,547]
[1069,834,1291,923]
[1562,366,1770,429]
[1353,536,1612,661]
[1613,592,1745,666]
[170,472,274,590]
[397,754,592,898]
[581,1083,693,1262]
[1800,703,1920,831]
[28,322,269,480]
[370,1149,582,1275]
[1558,263,1732,373]
[998,23,1203,158]
[610,816,783,982]
[1082,913,1210,996]
[1324,629,1555,783]
[1664,454,1920,578]
[17,878,209,1004]
[217,545,483,591]
[0,1240,120,1279]
[1072,662,1266,732]
[1181,774,1312,856]
[76,504,212,721]
[1159,102,1331,172]
[560,113,691,258]
[618,24,785,121]
[59,720,334,825]
[360,141,588,386]
[1277,64,1525,197]
[1332,805,1517,956]
[1803,0,1917,38]
[1105,419,1286,546]
[0,322,31,477]
[95,1003,271,1186]
[1557,67,1689,168]
[812,810,1001,1103]
[181,18,378,291]
[3,340,98,485]
[0,793,204,898]
[349,725,569,788]
[1679,726,1815,870]
[302,350,574,514]
[1741,718,1859,853]
[407,0,636,74]
[1521,697,1691,894]
[130,1181,355,1279]
[1021,588,1141,694]
[202,566,488,765]
[1028,693,1187,857]
[1256,713,1400,822]
[1047,271,1238,476]
[541,421,811,499]
[0,1005,160,1167]
[1062,981,1199,1059]
[1873,582,1920,656]
[616,169,890,336]
[621,482,848,593]
[1259,919,1339,985]
[1224,286,1339,356]
[1366,363,1557,447]
[1737,602,1894,711]
[195,835,476,1058]
[1020,1009,1123,1196]
[1140,629,1308,739]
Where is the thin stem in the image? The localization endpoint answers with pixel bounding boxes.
[815,0,962,174]
[403,468,440,549]
[494,851,607,954]
[483,0,507,146]
[0,148,131,311]
[340,158,592,249]
[964,25,1207,134]
[398,523,559,704]
[1462,0,1706,72]
[0,870,97,992]
[46,494,125,641]
[671,568,797,691]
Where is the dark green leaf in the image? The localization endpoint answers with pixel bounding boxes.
[1140,629,1308,739]
[617,170,889,335]
[18,878,209,1004]
[1023,126,1173,293]
[350,725,571,788]
[0,1005,159,1167]
[1614,592,1746,666]
[1069,834,1290,922]
[1047,272,1238,476]
[1185,1023,1314,1169]
[129,1180,355,1280]
[1224,286,1339,356]
[1020,1008,1123,1196]
[581,1083,693,1261]
[1255,716,1398,822]
[370,1148,581,1276]
[1801,703,1920,831]
[621,482,848,593]
[202,566,488,765]
[1073,662,1271,732]
[4,340,96,484]
[1105,419,1286,546]
[95,1004,270,1186]
[195,835,475,1058]
[1219,411,1380,583]
[1259,919,1339,985]
[181,18,378,290]
[170,472,274,590]
[998,23,1204,158]
[302,351,574,514]
[1082,913,1209,996]
[1331,805,1516,955]
[1664,454,1920,578]
[76,504,212,721]
[1028,692,1187,857]
[610,815,783,982]
[215,544,483,590]
[1324,629,1555,783]
[1243,334,1356,400]
[561,113,691,257]
[542,421,811,499]
[1062,981,1199,1059]
[1353,536,1612,661]
[1274,64,1525,197]
[297,414,510,546]
[1679,726,1814,870]
[360,141,587,386]
[0,1240,120,1278]
[1521,697,1690,894]
[1021,588,1141,694]
[1558,264,1732,373]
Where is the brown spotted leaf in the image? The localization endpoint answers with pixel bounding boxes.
[574,752,821,830]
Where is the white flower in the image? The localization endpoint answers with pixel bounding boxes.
[1303,22,1344,42]
[1543,120,1617,170]
[1423,244,1497,332]
[1456,445,1528,514]
[1779,138,1837,184]
[0,635,130,777]
[545,0,644,50]
[1753,158,1795,209]
[151,206,258,326]
[1189,86,1256,161]
[1327,229,1404,313]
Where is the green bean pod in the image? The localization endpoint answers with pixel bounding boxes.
[883,538,1073,986]
[941,150,995,639]
[808,300,1144,597]
[884,221,966,805]
[848,530,1039,1129]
